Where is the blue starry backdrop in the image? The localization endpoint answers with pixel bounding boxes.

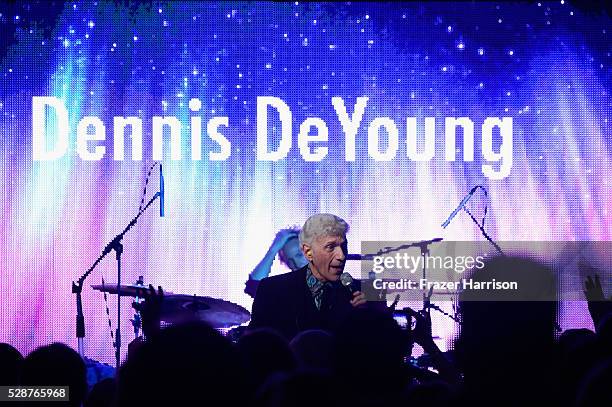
[0,1,611,363]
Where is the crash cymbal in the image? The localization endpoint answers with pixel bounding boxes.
[159,294,250,328]
[91,284,173,297]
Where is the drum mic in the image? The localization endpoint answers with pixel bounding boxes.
[160,164,165,217]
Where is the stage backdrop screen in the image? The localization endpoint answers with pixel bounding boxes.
[1,1,610,364]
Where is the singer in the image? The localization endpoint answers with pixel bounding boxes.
[249,213,366,339]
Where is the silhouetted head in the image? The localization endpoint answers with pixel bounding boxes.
[558,329,598,401]
[237,328,296,392]
[456,256,558,405]
[576,358,612,407]
[0,343,23,385]
[84,378,116,407]
[405,381,457,406]
[596,312,612,358]
[289,329,333,371]
[458,256,558,352]
[256,370,337,407]
[21,343,87,407]
[333,308,409,404]
[117,321,245,406]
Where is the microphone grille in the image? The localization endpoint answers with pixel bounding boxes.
[340,272,353,287]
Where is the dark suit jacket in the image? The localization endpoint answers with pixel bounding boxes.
[249,266,358,339]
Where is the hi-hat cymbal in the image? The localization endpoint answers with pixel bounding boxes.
[91,284,173,297]
[159,294,250,328]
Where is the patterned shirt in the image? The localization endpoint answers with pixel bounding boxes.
[305,267,333,310]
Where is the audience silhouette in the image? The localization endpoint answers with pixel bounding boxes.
[2,255,610,407]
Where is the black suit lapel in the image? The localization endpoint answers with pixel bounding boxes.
[294,266,320,333]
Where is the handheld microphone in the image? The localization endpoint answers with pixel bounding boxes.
[160,164,165,217]
[441,185,480,228]
[340,272,355,294]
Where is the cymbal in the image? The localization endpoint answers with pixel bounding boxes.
[91,284,174,297]
[159,294,250,328]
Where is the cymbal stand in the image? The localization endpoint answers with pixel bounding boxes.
[72,191,161,367]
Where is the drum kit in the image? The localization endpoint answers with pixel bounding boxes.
[80,281,250,388]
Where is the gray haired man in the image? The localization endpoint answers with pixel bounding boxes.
[249,213,366,339]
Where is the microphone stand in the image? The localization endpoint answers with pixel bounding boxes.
[72,191,161,368]
[347,237,444,261]
[462,205,505,256]
[348,238,444,331]
[443,185,505,257]
[415,239,436,338]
